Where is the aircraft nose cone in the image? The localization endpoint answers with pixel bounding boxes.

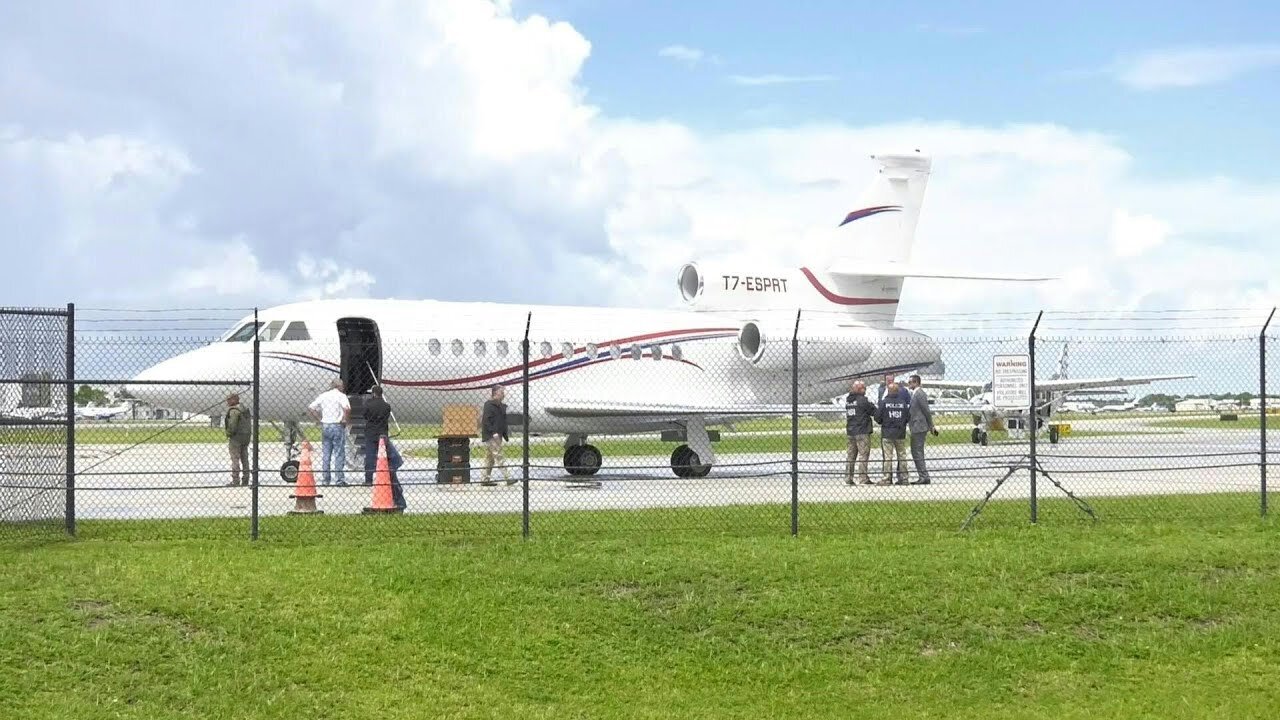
[124,350,250,416]
[124,361,167,408]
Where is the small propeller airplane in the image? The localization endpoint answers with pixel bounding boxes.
[923,344,1192,444]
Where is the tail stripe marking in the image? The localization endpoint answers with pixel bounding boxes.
[838,204,902,227]
[799,268,899,306]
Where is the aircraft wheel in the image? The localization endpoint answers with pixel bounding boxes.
[564,446,584,476]
[970,427,981,444]
[672,444,711,478]
[980,431,989,447]
[280,460,299,483]
[1049,425,1060,444]
[671,445,692,478]
[688,457,712,478]
[576,445,603,476]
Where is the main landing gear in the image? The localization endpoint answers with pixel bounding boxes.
[670,445,711,478]
[563,436,603,476]
[670,419,715,478]
[560,422,718,481]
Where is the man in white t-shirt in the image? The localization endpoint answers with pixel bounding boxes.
[308,379,351,486]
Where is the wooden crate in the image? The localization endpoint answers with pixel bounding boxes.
[441,404,479,437]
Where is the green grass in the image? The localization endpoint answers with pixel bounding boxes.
[1154,415,1279,430]
[3,422,1150,458]
[3,497,1280,718]
[733,414,976,431]
[426,427,1156,461]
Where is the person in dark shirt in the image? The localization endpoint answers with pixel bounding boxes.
[845,381,877,485]
[876,374,911,483]
[479,385,512,486]
[362,385,405,509]
[875,381,910,485]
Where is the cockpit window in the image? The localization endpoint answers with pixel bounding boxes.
[225,322,262,342]
[280,322,311,341]
[258,320,286,342]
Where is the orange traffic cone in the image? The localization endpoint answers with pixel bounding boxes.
[362,437,403,515]
[288,441,324,515]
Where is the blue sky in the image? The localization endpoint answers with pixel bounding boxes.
[524,0,1280,179]
[1,0,1277,320]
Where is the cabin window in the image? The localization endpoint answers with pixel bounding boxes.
[496,340,509,357]
[610,344,622,360]
[474,340,486,356]
[428,339,441,356]
[672,344,683,362]
[451,340,464,356]
[258,320,285,342]
[225,322,261,342]
[280,321,310,341]
[561,342,575,359]
[585,343,598,358]
[540,342,553,358]
[651,345,662,361]
[630,344,642,360]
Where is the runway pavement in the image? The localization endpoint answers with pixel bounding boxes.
[46,422,1275,521]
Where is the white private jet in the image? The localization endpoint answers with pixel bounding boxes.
[126,152,1053,480]
[1089,399,1139,414]
[1060,400,1097,414]
[75,403,132,421]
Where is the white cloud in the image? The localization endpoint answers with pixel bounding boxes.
[1,0,1278,334]
[728,73,837,86]
[170,240,291,297]
[1112,44,1280,89]
[295,255,376,299]
[658,45,718,67]
[1109,209,1169,258]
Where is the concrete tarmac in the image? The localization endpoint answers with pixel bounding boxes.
[48,422,1274,521]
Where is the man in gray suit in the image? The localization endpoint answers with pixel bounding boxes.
[907,374,939,485]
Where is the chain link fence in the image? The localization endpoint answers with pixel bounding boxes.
[0,306,71,541]
[3,305,1276,542]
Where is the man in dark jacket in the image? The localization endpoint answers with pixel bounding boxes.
[362,386,405,509]
[876,374,911,483]
[875,381,910,485]
[845,381,877,485]
[224,393,253,486]
[479,385,512,486]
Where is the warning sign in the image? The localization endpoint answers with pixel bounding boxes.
[992,354,1030,409]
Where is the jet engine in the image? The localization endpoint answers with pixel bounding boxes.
[678,262,805,312]
[735,320,875,371]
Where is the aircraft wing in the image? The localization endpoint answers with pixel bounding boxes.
[1036,375,1194,392]
[919,379,987,391]
[826,262,1053,282]
[544,400,845,420]
[921,375,1192,393]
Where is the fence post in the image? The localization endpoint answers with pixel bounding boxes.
[251,307,261,541]
[1028,311,1043,525]
[791,310,800,537]
[522,312,531,540]
[1262,308,1275,518]
[64,302,76,537]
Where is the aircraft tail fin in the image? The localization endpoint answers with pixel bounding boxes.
[832,152,931,266]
